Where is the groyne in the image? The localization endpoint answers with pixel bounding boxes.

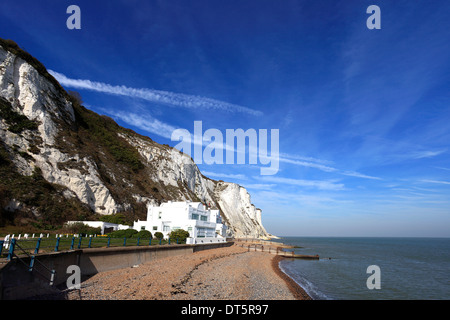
[235,239,319,260]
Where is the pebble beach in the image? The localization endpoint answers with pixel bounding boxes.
[61,244,311,300]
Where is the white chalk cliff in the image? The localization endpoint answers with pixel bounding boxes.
[0,40,270,239]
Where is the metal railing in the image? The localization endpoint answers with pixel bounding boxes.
[1,235,187,258]
[0,235,193,288]
[3,239,56,286]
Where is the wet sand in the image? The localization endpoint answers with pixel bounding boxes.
[62,244,311,300]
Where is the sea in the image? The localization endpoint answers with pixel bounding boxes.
[274,237,450,300]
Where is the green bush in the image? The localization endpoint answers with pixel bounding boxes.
[133,230,152,239]
[63,222,101,236]
[99,213,128,225]
[169,229,190,242]
[154,232,164,240]
[108,228,138,238]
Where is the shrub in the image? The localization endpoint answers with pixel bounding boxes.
[133,230,152,239]
[63,222,101,236]
[108,228,138,238]
[99,213,128,225]
[154,232,164,240]
[169,229,190,242]
[68,90,83,106]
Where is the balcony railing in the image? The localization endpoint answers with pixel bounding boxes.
[193,220,216,228]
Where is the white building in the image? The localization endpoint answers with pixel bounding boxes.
[65,221,131,235]
[133,201,227,243]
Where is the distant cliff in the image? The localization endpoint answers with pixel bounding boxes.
[0,38,270,239]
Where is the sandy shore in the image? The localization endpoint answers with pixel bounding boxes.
[59,244,311,300]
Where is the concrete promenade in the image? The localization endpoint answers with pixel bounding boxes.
[0,241,232,299]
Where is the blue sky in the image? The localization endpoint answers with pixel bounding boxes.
[1,0,450,237]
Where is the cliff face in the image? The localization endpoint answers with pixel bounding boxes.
[0,39,270,239]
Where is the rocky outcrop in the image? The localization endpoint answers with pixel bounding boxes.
[0,39,270,239]
[0,44,117,215]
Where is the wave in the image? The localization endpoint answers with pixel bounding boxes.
[278,260,331,300]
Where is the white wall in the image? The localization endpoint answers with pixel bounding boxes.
[66,221,131,235]
[186,237,227,244]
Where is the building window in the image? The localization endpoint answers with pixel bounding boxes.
[192,214,199,220]
[163,225,170,232]
[140,226,146,230]
[197,227,206,238]
[200,215,207,221]
[153,226,158,231]
[158,212,162,219]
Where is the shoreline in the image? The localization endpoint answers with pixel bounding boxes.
[271,255,312,300]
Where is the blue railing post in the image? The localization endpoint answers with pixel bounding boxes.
[29,256,35,272]
[137,237,140,246]
[107,237,111,247]
[168,238,171,245]
[34,238,41,254]
[0,240,4,256]
[159,238,162,245]
[55,237,61,252]
[88,236,93,248]
[123,237,127,246]
[149,238,152,246]
[177,238,179,244]
[78,236,82,249]
[7,239,16,260]
[70,237,75,250]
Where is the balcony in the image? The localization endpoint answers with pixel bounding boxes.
[193,220,216,228]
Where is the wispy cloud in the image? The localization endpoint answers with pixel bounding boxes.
[420,179,450,186]
[49,70,263,116]
[279,153,381,180]
[257,176,345,191]
[201,171,247,180]
[253,190,352,208]
[410,149,447,159]
[341,171,382,180]
[242,183,276,190]
[93,107,177,140]
[279,157,337,172]
[435,167,450,171]
[279,153,334,165]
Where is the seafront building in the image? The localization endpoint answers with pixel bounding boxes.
[66,200,227,243]
[65,220,131,235]
[133,201,227,243]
